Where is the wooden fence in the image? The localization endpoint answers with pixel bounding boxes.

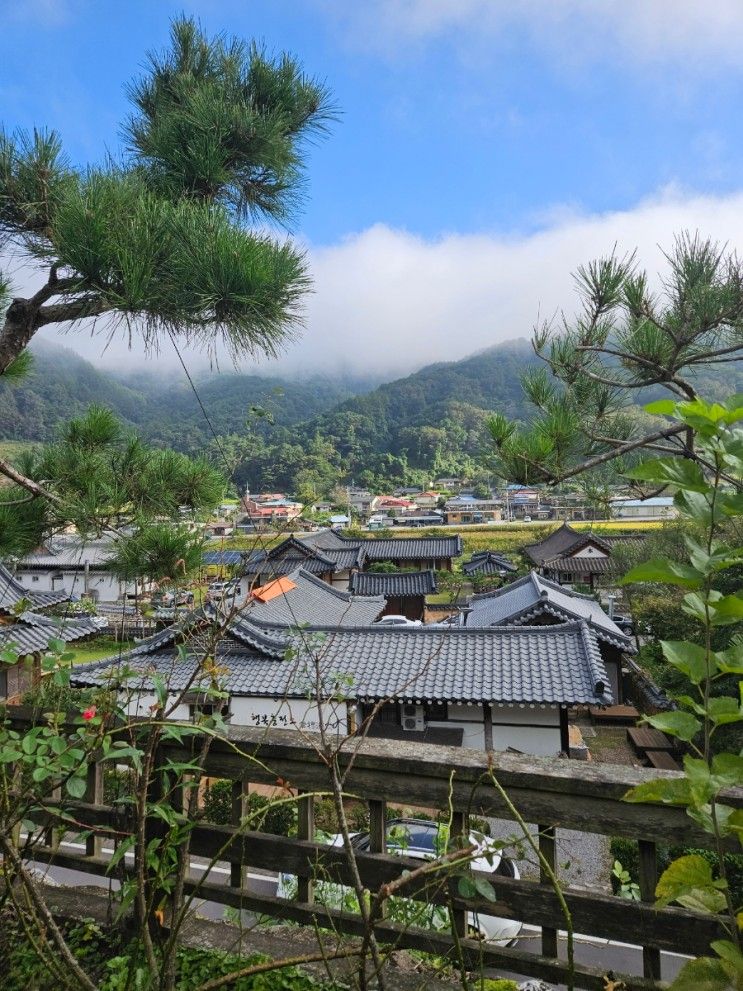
[8,708,741,991]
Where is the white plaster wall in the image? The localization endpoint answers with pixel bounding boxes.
[573,546,608,558]
[230,695,347,735]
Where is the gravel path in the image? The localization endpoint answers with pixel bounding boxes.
[486,817,612,891]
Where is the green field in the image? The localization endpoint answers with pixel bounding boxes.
[70,639,134,665]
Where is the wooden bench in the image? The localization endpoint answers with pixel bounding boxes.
[646,750,681,771]
[627,726,677,754]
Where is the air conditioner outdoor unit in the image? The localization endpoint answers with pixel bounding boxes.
[401,703,426,732]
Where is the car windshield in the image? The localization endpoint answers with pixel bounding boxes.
[386,821,439,853]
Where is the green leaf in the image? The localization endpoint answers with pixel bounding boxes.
[656,854,727,912]
[661,641,711,684]
[708,697,743,727]
[65,775,87,799]
[626,456,707,492]
[644,399,679,416]
[472,875,496,902]
[456,875,477,899]
[669,956,736,991]
[620,559,704,589]
[645,711,701,742]
[710,594,743,626]
[624,777,691,806]
[106,835,135,874]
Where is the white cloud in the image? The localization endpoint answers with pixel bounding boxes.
[316,0,743,68]
[19,185,743,382]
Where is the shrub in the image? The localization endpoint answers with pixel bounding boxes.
[203,780,296,836]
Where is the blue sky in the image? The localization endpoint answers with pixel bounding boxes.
[4,0,743,376]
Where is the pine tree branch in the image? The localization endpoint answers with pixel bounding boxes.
[544,422,687,485]
[0,457,62,504]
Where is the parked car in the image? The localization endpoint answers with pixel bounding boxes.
[373,615,422,627]
[278,817,521,945]
[522,516,532,523]
[151,589,195,608]
[208,579,241,601]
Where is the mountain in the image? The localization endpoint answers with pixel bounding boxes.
[0,342,364,448]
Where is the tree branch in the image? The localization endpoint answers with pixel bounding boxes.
[546,422,687,485]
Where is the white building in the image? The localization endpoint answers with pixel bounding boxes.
[14,537,144,603]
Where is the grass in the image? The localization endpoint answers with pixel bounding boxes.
[70,638,134,665]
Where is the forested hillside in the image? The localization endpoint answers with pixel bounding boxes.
[4,338,743,497]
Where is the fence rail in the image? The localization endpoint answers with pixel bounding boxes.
[8,707,741,991]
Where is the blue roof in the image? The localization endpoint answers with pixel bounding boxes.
[202,550,243,566]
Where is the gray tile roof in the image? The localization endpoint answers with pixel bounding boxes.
[467,571,633,651]
[547,556,614,575]
[524,524,612,566]
[344,534,463,562]
[0,611,102,656]
[0,564,69,613]
[350,570,437,597]
[245,568,384,628]
[17,538,117,570]
[461,553,518,577]
[72,614,612,707]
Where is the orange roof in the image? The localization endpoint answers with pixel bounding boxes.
[250,576,297,602]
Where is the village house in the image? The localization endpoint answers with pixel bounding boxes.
[349,570,437,622]
[464,570,635,704]
[13,537,145,603]
[0,564,103,699]
[245,568,385,628]
[71,610,612,757]
[414,491,443,509]
[461,551,518,579]
[611,496,678,519]
[443,495,502,525]
[240,494,303,530]
[523,523,613,589]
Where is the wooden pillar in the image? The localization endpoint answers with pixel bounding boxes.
[539,825,558,958]
[296,791,315,904]
[85,762,103,857]
[639,840,661,980]
[368,799,387,854]
[559,707,570,755]
[230,779,246,889]
[451,810,469,939]
[483,704,494,752]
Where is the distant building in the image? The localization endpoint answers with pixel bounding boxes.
[612,496,677,519]
[461,551,517,578]
[444,495,502,525]
[523,523,613,589]
[241,495,303,529]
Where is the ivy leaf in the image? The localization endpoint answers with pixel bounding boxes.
[457,875,477,899]
[472,875,496,902]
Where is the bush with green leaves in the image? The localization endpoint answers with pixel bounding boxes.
[618,395,743,989]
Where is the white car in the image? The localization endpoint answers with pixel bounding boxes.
[278,817,521,945]
[373,615,423,627]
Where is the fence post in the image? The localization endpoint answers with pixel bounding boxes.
[539,824,558,958]
[368,799,387,854]
[639,839,661,981]
[297,790,315,904]
[230,779,246,889]
[85,761,103,857]
[451,810,469,938]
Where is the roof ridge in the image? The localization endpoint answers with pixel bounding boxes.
[470,572,530,602]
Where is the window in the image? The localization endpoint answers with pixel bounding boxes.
[187,698,230,722]
[31,576,39,583]
[387,821,438,854]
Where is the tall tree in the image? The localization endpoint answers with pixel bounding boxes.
[487,234,743,485]
[0,16,333,380]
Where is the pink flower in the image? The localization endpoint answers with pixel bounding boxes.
[82,706,97,721]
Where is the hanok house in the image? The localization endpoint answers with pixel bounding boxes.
[523,522,613,589]
[461,552,518,579]
[71,609,612,757]
[0,564,102,700]
[245,568,384,628]
[240,536,367,592]
[14,536,147,603]
[302,530,463,572]
[464,570,635,704]
[349,570,437,622]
